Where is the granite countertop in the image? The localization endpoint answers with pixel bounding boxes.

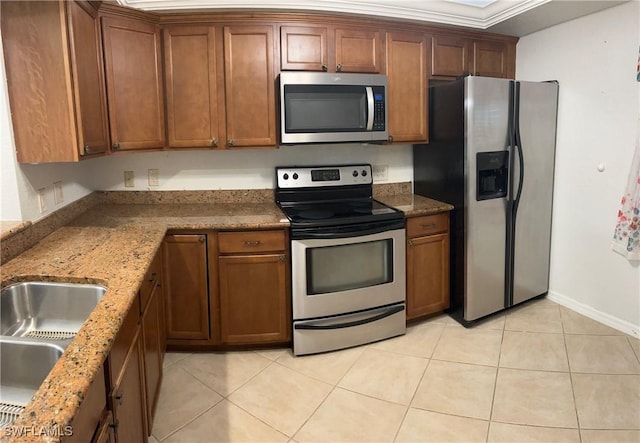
[0,220,31,241]
[377,193,454,216]
[0,196,449,441]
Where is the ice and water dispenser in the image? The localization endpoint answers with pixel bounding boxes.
[476,151,509,201]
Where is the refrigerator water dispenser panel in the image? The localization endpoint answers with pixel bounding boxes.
[477,151,508,201]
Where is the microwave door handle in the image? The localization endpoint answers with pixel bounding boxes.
[365,86,374,131]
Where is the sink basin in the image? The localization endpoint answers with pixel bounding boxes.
[0,282,106,339]
[0,338,65,426]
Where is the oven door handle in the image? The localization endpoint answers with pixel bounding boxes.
[294,305,405,330]
[291,219,405,240]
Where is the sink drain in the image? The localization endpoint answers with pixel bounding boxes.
[24,331,75,340]
[0,402,25,429]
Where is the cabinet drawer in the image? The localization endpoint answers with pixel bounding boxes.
[407,213,449,237]
[218,230,285,254]
[139,252,161,313]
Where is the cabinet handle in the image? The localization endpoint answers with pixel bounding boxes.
[421,223,436,229]
[387,135,394,143]
[336,64,343,72]
[83,145,91,155]
[321,64,328,71]
[149,272,157,283]
[109,419,119,430]
[279,254,286,262]
[244,240,261,247]
[112,143,120,151]
[227,139,234,147]
[211,139,218,147]
[115,393,123,405]
[198,235,206,244]
[408,239,414,247]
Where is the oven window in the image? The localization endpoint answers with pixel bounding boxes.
[306,239,393,295]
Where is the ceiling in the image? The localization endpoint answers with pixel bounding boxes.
[115,0,627,36]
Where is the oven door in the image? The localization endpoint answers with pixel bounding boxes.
[291,227,406,320]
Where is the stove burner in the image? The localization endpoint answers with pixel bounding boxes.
[298,210,335,220]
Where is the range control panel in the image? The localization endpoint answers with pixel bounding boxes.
[276,165,373,188]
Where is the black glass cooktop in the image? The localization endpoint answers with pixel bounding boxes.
[278,198,403,227]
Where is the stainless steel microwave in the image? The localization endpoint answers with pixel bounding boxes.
[279,72,388,144]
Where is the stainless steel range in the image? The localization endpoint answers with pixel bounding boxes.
[275,164,406,356]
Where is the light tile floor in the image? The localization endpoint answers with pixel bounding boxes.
[151,298,640,442]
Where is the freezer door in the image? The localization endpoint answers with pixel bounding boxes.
[511,81,559,305]
[464,77,511,321]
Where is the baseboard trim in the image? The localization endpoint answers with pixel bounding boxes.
[547,290,639,338]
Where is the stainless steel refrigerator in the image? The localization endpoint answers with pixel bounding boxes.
[414,76,559,324]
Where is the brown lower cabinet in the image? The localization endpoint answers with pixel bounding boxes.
[162,229,291,349]
[406,213,451,320]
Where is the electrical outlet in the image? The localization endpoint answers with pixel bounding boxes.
[372,165,388,181]
[148,169,159,186]
[124,171,134,188]
[53,181,64,204]
[37,188,46,213]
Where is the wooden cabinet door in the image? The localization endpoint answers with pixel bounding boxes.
[218,254,290,344]
[334,28,382,73]
[163,234,210,340]
[406,232,450,320]
[280,26,328,71]
[111,330,146,443]
[67,1,109,157]
[386,31,428,143]
[164,26,224,148]
[473,40,507,78]
[431,35,470,77]
[102,15,165,151]
[223,25,276,148]
[141,284,162,435]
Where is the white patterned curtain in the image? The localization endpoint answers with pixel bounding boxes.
[612,115,640,260]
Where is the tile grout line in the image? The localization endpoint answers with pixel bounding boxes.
[486,319,507,442]
[561,307,584,443]
[392,319,447,442]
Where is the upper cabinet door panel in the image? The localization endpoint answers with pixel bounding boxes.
[431,35,469,77]
[280,26,328,71]
[473,40,507,78]
[335,28,382,73]
[386,31,428,143]
[102,15,166,150]
[67,1,109,156]
[164,26,223,148]
[223,25,276,148]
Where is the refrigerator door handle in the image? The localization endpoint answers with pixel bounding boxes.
[513,82,525,215]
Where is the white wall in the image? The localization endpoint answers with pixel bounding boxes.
[517,1,640,334]
[0,31,94,222]
[87,144,412,191]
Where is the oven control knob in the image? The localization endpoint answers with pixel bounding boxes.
[352,170,359,177]
[361,170,368,177]
[293,173,299,180]
[283,173,289,180]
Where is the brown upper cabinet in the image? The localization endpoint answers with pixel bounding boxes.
[223,25,277,148]
[164,26,225,148]
[431,34,514,79]
[102,15,166,151]
[1,1,109,162]
[385,31,429,143]
[280,25,382,73]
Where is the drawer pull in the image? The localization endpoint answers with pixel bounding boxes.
[244,240,261,247]
[198,235,206,243]
[279,254,286,262]
[148,272,157,283]
[408,239,414,247]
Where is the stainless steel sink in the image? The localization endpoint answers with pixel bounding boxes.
[0,337,65,427]
[0,282,106,339]
[0,282,106,428]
